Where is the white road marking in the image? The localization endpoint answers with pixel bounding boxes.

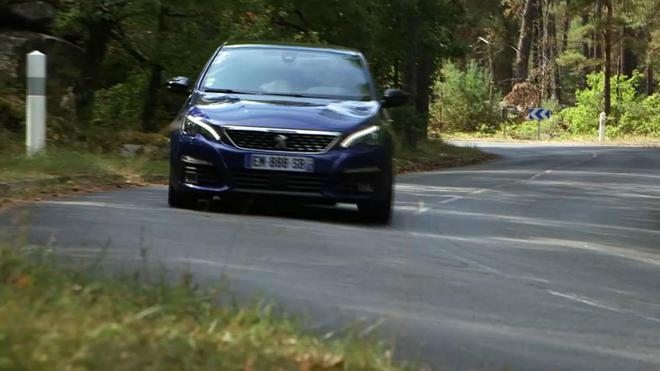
[547,290,660,324]
[547,290,623,312]
[416,201,430,214]
[438,196,463,204]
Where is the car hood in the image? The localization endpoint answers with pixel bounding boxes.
[189,93,381,134]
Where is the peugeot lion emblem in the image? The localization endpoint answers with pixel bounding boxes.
[274,134,288,150]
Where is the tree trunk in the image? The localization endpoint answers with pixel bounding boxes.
[141,5,167,132]
[621,28,638,77]
[581,14,590,58]
[647,63,655,95]
[415,53,433,115]
[75,19,113,126]
[580,13,590,88]
[532,1,543,83]
[548,2,561,103]
[494,7,517,92]
[141,64,164,132]
[603,0,612,116]
[515,0,537,81]
[561,11,570,53]
[401,6,420,148]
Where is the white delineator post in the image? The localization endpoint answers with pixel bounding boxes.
[599,112,607,143]
[26,51,47,156]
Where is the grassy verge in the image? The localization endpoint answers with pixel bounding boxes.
[445,131,660,146]
[0,246,406,370]
[0,148,168,205]
[0,140,492,204]
[395,140,495,174]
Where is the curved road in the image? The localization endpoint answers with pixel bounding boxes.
[3,143,660,370]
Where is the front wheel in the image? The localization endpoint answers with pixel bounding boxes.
[168,184,197,209]
[357,173,393,224]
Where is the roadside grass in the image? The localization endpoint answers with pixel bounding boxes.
[0,148,168,181]
[0,148,168,204]
[0,245,407,370]
[0,139,493,203]
[395,140,495,174]
[445,131,660,146]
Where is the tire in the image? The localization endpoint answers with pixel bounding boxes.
[168,184,197,209]
[357,172,393,224]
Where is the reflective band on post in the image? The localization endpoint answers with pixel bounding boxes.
[27,77,46,96]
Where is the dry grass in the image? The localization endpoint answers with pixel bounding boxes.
[0,246,409,371]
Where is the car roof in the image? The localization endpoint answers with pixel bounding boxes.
[222,42,362,56]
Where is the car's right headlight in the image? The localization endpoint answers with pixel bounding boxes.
[340,125,381,148]
[182,115,221,141]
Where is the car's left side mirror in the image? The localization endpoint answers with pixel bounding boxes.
[165,76,192,95]
[382,88,409,108]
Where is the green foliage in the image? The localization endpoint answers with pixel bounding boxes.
[562,72,642,135]
[620,93,660,136]
[93,72,148,131]
[559,71,660,137]
[389,106,429,148]
[431,60,501,132]
[0,246,405,370]
[501,118,568,140]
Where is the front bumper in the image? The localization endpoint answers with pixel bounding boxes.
[170,133,391,203]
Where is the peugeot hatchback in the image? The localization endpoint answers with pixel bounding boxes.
[166,43,408,223]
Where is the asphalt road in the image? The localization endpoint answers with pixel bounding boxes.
[3,143,660,370]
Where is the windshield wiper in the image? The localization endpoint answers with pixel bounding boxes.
[261,92,315,98]
[203,88,261,95]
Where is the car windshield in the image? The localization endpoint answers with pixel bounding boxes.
[201,47,372,101]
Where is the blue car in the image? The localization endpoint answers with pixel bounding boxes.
[166,43,408,223]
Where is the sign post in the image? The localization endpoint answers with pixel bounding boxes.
[26,51,46,156]
[599,112,607,143]
[526,108,552,140]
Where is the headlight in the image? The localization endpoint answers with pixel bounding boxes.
[340,125,381,148]
[182,115,221,141]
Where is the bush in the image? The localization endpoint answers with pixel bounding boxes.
[389,106,429,149]
[619,94,660,136]
[561,72,643,135]
[431,60,501,132]
[92,72,149,132]
[502,119,567,140]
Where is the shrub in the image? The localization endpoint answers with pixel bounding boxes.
[561,72,642,135]
[431,60,501,132]
[92,72,149,132]
[390,106,429,149]
[619,94,660,136]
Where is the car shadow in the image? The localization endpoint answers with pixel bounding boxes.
[197,197,377,226]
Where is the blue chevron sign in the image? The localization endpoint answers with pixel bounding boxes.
[527,108,552,121]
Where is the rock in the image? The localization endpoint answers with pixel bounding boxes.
[8,1,56,29]
[120,144,143,158]
[0,31,83,82]
[0,31,83,130]
[119,141,170,160]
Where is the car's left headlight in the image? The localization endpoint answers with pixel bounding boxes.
[340,125,381,148]
[182,115,221,141]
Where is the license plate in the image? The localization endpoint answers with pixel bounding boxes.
[247,154,314,173]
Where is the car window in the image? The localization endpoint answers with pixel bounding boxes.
[202,48,372,101]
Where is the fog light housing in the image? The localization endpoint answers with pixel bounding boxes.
[357,182,374,193]
[181,155,213,166]
[184,171,198,184]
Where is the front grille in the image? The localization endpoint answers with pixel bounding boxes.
[225,128,338,153]
[233,171,323,193]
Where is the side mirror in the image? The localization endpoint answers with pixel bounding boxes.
[382,88,409,108]
[165,76,191,95]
